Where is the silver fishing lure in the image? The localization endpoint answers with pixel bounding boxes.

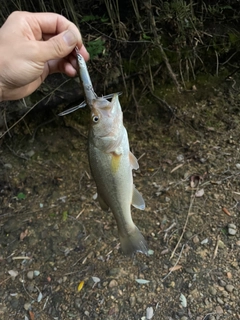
[58,47,120,116]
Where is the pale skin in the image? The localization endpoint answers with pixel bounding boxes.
[0,11,89,101]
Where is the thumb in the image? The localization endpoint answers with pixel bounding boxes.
[39,29,79,61]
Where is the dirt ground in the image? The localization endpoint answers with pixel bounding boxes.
[1,75,240,320]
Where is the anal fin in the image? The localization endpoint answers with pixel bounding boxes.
[132,185,145,210]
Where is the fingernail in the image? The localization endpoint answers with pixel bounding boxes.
[63,30,77,46]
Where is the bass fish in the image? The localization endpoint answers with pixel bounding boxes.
[60,48,148,255]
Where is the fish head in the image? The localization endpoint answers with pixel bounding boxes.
[90,94,123,139]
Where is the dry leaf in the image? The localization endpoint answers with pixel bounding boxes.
[20,229,28,241]
[169,265,182,272]
[136,279,150,284]
[222,207,231,216]
[37,291,43,302]
[29,310,35,320]
[77,280,84,292]
[8,270,18,279]
[180,293,187,307]
[92,276,100,283]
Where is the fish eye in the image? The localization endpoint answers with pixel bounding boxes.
[92,115,99,123]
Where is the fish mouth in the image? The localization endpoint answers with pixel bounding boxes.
[58,93,122,117]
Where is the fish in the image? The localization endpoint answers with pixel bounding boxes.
[88,93,148,255]
[60,48,148,255]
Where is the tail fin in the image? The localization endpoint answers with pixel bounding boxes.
[119,226,148,256]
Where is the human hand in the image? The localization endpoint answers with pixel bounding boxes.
[0,11,89,101]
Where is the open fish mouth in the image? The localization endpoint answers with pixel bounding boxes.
[58,93,121,116]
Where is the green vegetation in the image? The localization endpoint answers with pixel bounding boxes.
[1,0,240,90]
[17,192,26,200]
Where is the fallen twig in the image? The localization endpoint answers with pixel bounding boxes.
[170,189,196,259]
[162,244,185,281]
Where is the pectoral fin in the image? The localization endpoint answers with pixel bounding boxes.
[129,151,139,170]
[97,193,109,211]
[132,185,145,210]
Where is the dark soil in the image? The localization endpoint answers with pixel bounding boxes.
[1,75,240,320]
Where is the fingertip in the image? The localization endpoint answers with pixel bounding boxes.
[63,62,77,77]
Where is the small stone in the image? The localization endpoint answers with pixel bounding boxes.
[27,271,34,280]
[25,150,35,157]
[26,283,35,293]
[228,228,237,236]
[33,270,40,277]
[180,317,188,320]
[185,268,195,274]
[201,238,209,245]
[74,298,81,309]
[3,219,18,233]
[225,284,234,293]
[184,231,192,239]
[209,286,217,296]
[192,235,199,244]
[109,280,118,288]
[217,297,224,304]
[216,305,224,314]
[222,290,228,298]
[136,295,143,303]
[219,279,226,287]
[177,154,184,162]
[129,295,136,307]
[24,302,31,311]
[218,240,225,249]
[200,158,206,163]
